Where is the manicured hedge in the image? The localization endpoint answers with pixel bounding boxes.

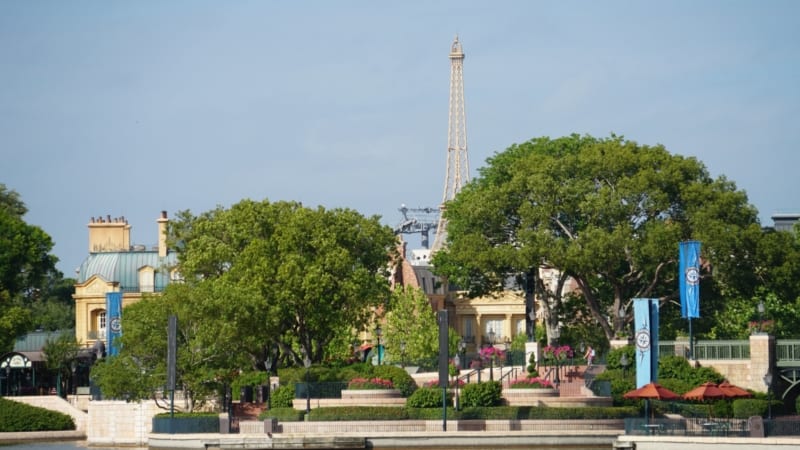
[460,381,502,407]
[259,407,305,422]
[0,398,75,432]
[261,405,638,422]
[307,406,409,421]
[407,387,452,408]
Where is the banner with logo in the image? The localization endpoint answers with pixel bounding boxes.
[633,298,660,388]
[106,292,122,357]
[679,241,701,318]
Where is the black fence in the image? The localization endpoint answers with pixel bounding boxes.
[624,417,800,437]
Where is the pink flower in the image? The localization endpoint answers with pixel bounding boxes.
[509,377,554,389]
[347,377,394,390]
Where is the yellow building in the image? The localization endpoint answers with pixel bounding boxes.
[73,212,178,350]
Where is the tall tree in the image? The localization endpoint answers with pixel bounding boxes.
[383,286,439,366]
[91,282,256,410]
[433,134,761,343]
[0,184,61,351]
[167,199,398,367]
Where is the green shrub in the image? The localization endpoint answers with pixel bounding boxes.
[733,398,768,419]
[407,387,451,408]
[0,398,75,432]
[270,385,296,408]
[406,406,457,420]
[527,352,538,376]
[461,381,502,407]
[309,406,408,421]
[259,407,304,422]
[372,365,417,397]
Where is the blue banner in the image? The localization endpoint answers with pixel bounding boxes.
[679,241,701,318]
[633,298,660,388]
[106,292,122,357]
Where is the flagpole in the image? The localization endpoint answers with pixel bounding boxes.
[688,318,693,360]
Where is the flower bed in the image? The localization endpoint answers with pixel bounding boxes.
[508,377,555,389]
[347,377,394,390]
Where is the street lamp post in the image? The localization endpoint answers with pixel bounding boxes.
[303,355,312,418]
[528,310,536,342]
[757,300,765,332]
[375,325,383,365]
[552,327,561,388]
[458,339,466,370]
[70,360,78,396]
[620,353,630,375]
[488,329,496,381]
[764,372,773,421]
[453,354,460,410]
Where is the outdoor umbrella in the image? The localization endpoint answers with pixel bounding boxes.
[623,382,681,401]
[682,382,727,401]
[717,381,752,398]
[683,381,727,418]
[623,382,680,423]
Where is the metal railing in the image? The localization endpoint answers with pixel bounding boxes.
[777,340,800,367]
[623,417,750,437]
[658,340,750,360]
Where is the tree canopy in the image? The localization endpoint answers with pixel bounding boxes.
[93,199,398,406]
[0,184,67,351]
[432,134,766,342]
[167,199,398,367]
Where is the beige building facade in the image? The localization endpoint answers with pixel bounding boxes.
[73,212,177,349]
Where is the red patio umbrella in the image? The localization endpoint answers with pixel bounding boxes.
[623,382,681,400]
[683,382,727,401]
[717,381,752,398]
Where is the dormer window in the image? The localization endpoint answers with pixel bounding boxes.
[139,266,155,292]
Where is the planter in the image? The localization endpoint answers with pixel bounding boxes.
[341,389,402,400]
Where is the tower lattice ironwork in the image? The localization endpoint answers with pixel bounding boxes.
[432,36,470,252]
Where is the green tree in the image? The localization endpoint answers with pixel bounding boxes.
[91,282,257,410]
[0,184,62,351]
[167,199,398,368]
[42,333,81,397]
[383,286,438,366]
[433,134,761,343]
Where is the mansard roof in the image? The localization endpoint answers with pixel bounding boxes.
[77,250,178,292]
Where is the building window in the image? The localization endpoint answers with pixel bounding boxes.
[139,266,155,292]
[516,319,526,337]
[98,311,107,336]
[464,318,474,342]
[484,319,503,343]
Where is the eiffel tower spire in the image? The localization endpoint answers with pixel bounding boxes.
[432,36,470,252]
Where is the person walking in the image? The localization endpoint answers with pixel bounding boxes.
[584,346,595,368]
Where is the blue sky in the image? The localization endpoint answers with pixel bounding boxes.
[2,1,798,275]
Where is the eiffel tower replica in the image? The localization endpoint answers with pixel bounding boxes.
[431,36,470,252]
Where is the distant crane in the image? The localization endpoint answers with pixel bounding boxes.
[394,204,439,249]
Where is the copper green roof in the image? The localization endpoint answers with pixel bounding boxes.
[77,250,178,292]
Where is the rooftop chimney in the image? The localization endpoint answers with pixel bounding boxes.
[88,215,131,253]
[158,211,168,257]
